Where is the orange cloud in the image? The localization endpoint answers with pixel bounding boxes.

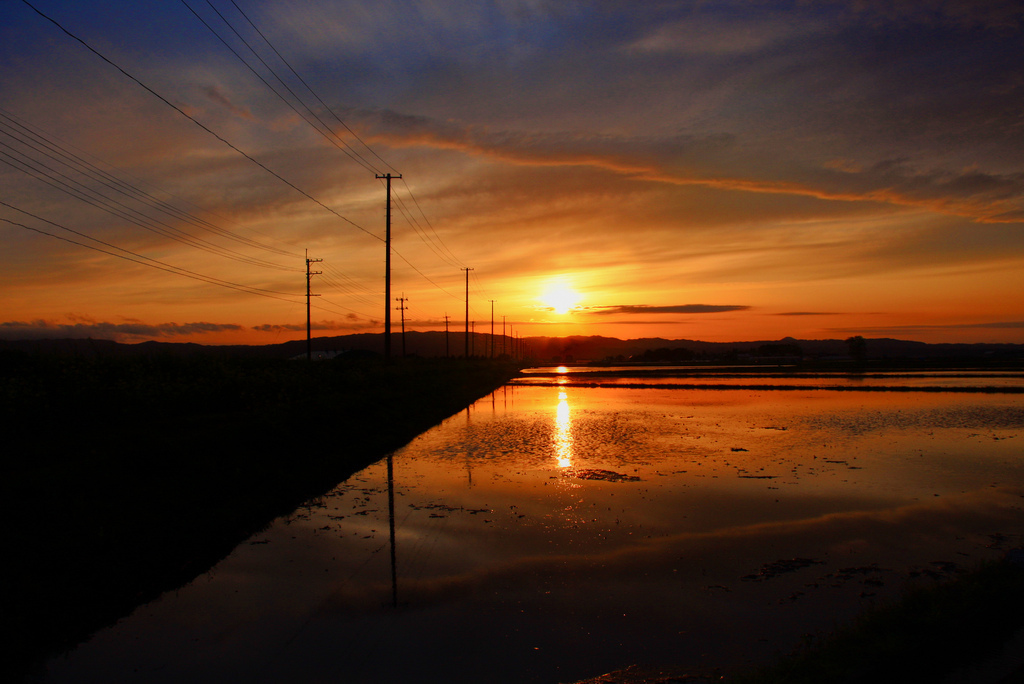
[0,318,244,341]
[348,109,1024,224]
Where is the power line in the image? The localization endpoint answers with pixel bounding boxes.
[391,190,462,270]
[1,201,305,302]
[398,177,465,268]
[468,269,489,318]
[16,0,478,319]
[0,146,299,273]
[3,125,395,315]
[311,297,377,320]
[321,261,380,297]
[0,106,303,259]
[0,107,301,260]
[390,245,463,301]
[19,0,381,242]
[203,1,477,296]
[225,0,400,175]
[179,0,381,175]
[317,273,379,310]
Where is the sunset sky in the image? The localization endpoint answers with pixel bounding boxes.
[2,0,1022,345]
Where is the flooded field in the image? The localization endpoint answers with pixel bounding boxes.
[40,375,1024,683]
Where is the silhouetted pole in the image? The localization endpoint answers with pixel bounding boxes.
[396,294,408,358]
[462,267,473,357]
[377,173,401,360]
[306,250,322,361]
[471,321,475,356]
[489,300,495,358]
[444,314,450,358]
[502,316,506,357]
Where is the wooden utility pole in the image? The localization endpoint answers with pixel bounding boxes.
[444,314,450,358]
[395,294,408,358]
[377,173,401,360]
[489,300,495,358]
[306,250,322,361]
[502,316,506,357]
[462,267,473,357]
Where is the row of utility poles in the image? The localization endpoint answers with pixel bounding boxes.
[303,174,529,360]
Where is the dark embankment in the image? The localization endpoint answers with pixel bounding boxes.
[0,350,520,681]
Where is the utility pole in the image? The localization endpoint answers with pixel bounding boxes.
[395,294,408,358]
[377,173,401,360]
[444,314,450,358]
[306,250,322,361]
[471,321,475,356]
[502,316,506,357]
[489,300,495,358]
[462,267,473,357]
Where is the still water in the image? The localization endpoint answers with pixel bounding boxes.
[43,374,1024,683]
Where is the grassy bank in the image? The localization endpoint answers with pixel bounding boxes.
[1,351,520,681]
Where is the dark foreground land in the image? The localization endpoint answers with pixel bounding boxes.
[4,345,1024,684]
[0,349,520,681]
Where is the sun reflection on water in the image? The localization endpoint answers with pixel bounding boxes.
[554,389,573,468]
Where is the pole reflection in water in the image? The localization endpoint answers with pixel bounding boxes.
[386,452,397,609]
[39,385,1024,684]
[465,401,474,487]
[554,389,573,468]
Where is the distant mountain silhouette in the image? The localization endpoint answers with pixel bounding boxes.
[2,332,1022,362]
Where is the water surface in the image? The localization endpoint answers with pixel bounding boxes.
[43,381,1024,683]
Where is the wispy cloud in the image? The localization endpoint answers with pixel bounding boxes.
[201,85,255,121]
[353,109,1024,223]
[0,318,244,341]
[586,304,751,316]
[252,316,380,333]
[828,321,1024,335]
[625,15,821,56]
[2,0,1022,345]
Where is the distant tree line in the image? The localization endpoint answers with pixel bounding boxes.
[611,343,804,364]
[631,347,698,362]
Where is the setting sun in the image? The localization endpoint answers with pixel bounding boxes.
[1,1,1023,348]
[540,281,582,315]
